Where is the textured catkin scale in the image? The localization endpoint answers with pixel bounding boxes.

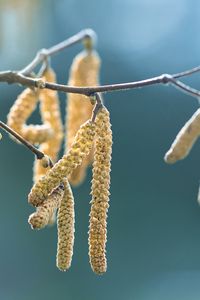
[33,67,63,183]
[56,179,75,271]
[88,107,112,275]
[28,120,96,207]
[28,185,64,230]
[7,88,52,144]
[164,108,200,163]
[66,50,101,186]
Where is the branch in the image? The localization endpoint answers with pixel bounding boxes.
[20,29,96,76]
[91,93,104,122]
[1,70,200,99]
[0,30,200,101]
[44,72,200,98]
[0,121,52,163]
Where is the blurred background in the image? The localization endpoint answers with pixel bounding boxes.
[0,0,200,299]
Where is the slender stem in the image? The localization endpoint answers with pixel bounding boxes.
[1,69,200,100]
[20,29,96,76]
[91,93,104,122]
[169,78,200,98]
[43,73,200,99]
[0,121,45,159]
[173,65,200,79]
[0,27,200,100]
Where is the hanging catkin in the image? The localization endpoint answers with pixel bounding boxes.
[7,87,53,144]
[33,67,63,182]
[66,50,101,186]
[88,106,112,275]
[165,108,200,163]
[56,179,75,271]
[28,184,64,230]
[28,119,96,207]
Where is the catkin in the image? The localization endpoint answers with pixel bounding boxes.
[28,185,64,230]
[165,108,200,163]
[28,120,96,207]
[7,88,53,144]
[56,179,75,271]
[88,107,112,275]
[33,67,63,182]
[66,50,101,186]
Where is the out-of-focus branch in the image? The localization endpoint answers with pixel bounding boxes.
[20,28,96,76]
[0,30,200,100]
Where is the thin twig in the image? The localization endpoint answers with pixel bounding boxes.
[0,29,200,100]
[169,78,200,98]
[1,69,200,100]
[173,66,200,79]
[91,93,104,122]
[0,121,45,160]
[20,29,96,76]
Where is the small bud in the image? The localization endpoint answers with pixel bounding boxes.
[40,155,51,168]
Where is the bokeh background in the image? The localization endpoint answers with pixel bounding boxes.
[0,0,200,299]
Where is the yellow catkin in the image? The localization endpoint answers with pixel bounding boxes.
[7,88,53,144]
[88,107,112,275]
[165,108,200,163]
[28,185,64,230]
[28,120,96,207]
[66,50,101,186]
[56,179,75,271]
[33,67,63,183]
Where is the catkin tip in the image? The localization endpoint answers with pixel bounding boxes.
[28,185,64,229]
[164,150,177,164]
[28,213,44,230]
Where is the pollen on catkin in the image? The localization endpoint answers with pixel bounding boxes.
[28,120,96,207]
[33,67,63,183]
[56,179,75,271]
[164,108,200,163]
[7,87,53,144]
[66,50,101,186]
[28,184,64,230]
[88,106,112,275]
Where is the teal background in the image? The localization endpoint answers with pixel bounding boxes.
[0,0,200,299]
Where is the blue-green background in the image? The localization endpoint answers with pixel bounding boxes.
[0,0,200,299]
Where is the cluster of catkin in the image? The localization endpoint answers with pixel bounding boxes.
[6,48,112,274]
[28,107,112,274]
[164,108,200,202]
